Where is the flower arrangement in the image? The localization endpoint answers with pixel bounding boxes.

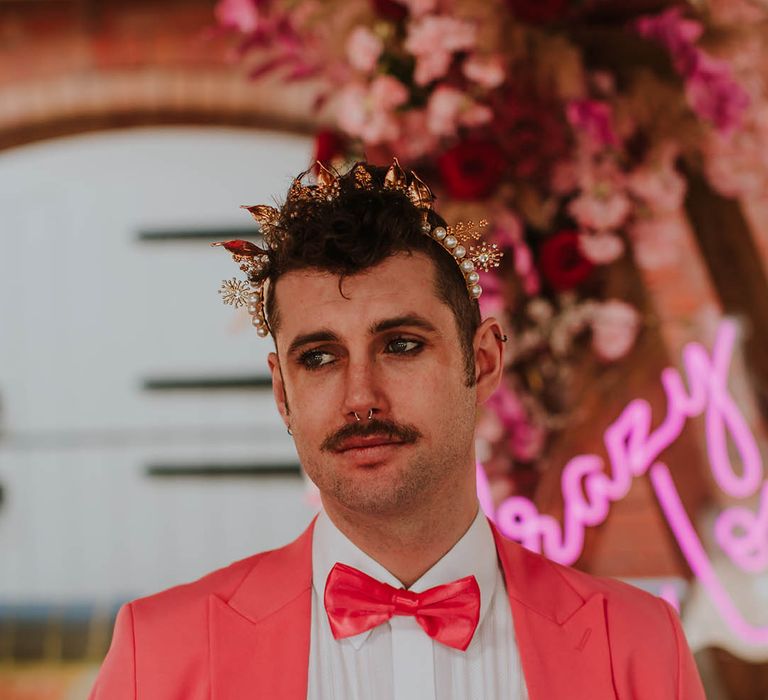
[214,0,764,496]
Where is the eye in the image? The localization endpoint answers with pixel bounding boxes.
[385,337,423,354]
[298,348,336,370]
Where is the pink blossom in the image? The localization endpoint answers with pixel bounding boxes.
[568,190,631,231]
[636,8,703,66]
[215,0,261,33]
[346,26,384,73]
[337,84,369,138]
[566,99,620,149]
[578,232,625,264]
[415,52,452,86]
[426,86,492,136]
[685,54,750,137]
[369,74,409,110]
[627,146,687,213]
[337,77,408,144]
[462,53,506,89]
[426,86,464,136]
[405,15,477,85]
[590,300,641,362]
[636,8,750,136]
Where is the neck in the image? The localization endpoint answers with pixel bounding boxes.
[321,481,480,588]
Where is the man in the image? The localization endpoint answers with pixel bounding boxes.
[90,161,705,699]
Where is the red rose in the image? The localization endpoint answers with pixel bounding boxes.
[505,0,569,24]
[370,0,407,21]
[313,129,347,168]
[438,139,506,200]
[538,230,594,292]
[491,95,568,184]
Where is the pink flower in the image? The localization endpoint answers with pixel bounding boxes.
[636,8,750,136]
[578,232,625,264]
[566,99,620,149]
[369,74,409,110]
[636,8,703,67]
[462,53,506,89]
[568,190,631,231]
[337,84,369,137]
[685,54,750,137]
[590,300,641,362]
[405,15,477,85]
[336,76,409,144]
[215,0,261,33]
[426,86,464,136]
[627,145,687,213]
[426,86,492,136]
[346,26,384,73]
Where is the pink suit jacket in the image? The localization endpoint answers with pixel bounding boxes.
[90,519,705,699]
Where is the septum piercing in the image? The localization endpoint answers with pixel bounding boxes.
[354,409,374,421]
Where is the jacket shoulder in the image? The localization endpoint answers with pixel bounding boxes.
[500,538,704,698]
[131,549,266,616]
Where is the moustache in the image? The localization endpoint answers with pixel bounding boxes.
[320,419,422,453]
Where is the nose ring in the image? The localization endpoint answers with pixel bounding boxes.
[354,409,374,421]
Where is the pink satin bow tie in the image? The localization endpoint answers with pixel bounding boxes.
[324,562,481,651]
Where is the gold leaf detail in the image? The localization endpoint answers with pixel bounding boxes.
[384,158,407,190]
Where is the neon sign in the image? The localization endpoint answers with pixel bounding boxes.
[478,319,768,645]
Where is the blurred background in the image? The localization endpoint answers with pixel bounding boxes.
[1,0,767,697]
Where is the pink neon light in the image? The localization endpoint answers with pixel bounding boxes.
[478,319,768,645]
[651,463,768,645]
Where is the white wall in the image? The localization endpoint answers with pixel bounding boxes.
[0,127,317,605]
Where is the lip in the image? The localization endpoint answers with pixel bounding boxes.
[336,437,404,453]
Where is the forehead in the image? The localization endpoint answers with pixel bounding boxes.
[272,252,453,341]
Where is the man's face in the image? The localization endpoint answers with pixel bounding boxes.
[268,252,481,518]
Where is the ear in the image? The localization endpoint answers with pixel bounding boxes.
[268,352,290,426]
[473,317,505,405]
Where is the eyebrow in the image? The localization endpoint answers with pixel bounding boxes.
[286,313,440,357]
[369,314,439,335]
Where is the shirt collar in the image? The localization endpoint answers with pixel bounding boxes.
[312,507,499,650]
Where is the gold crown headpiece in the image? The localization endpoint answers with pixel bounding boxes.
[212,159,502,337]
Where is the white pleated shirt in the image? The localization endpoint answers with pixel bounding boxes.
[307,508,529,700]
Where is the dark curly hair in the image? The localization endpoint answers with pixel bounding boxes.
[265,163,481,386]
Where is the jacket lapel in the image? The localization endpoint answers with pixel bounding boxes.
[491,523,616,700]
[209,519,315,700]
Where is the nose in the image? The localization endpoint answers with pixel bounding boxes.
[341,355,388,424]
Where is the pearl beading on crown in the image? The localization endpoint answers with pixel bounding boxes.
[212,159,502,338]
